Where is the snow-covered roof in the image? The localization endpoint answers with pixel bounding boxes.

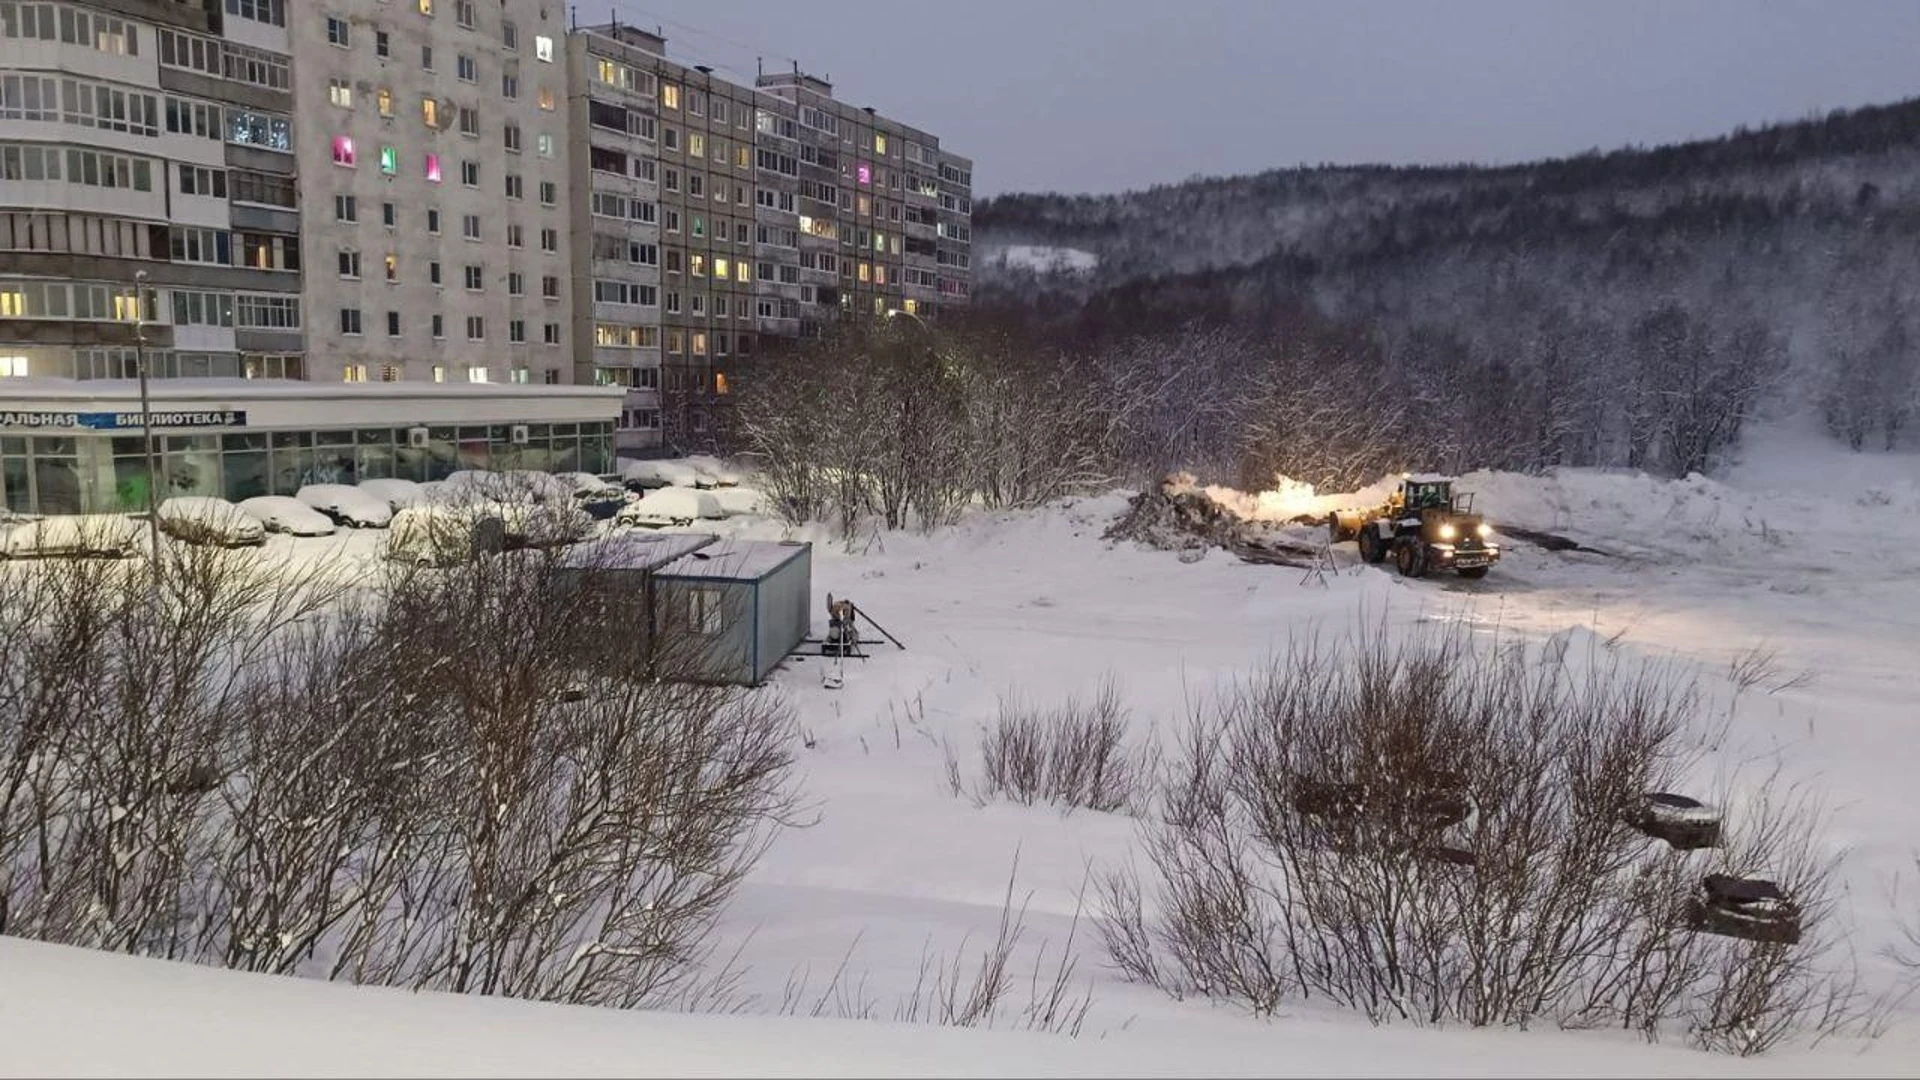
[655,539,809,582]
[555,531,718,572]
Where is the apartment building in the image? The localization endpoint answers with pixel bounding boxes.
[292,0,572,386]
[0,0,304,383]
[569,23,972,454]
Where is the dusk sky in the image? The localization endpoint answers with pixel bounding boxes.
[602,0,1920,196]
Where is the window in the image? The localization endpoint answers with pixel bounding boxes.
[502,20,518,50]
[421,44,433,70]
[875,133,889,156]
[661,83,680,110]
[461,214,480,240]
[227,109,291,152]
[376,88,394,118]
[541,275,559,299]
[501,65,519,99]
[329,79,353,108]
[427,208,441,234]
[332,135,356,167]
[456,54,476,82]
[335,195,358,222]
[463,264,483,290]
[504,123,522,152]
[421,98,438,128]
[460,160,479,186]
[539,228,558,252]
[466,365,488,382]
[224,42,290,90]
[455,0,474,28]
[419,0,432,16]
[538,181,555,206]
[340,308,363,335]
[326,16,350,46]
[458,106,479,136]
[169,228,232,266]
[544,323,561,345]
[226,0,286,28]
[688,133,705,159]
[376,29,390,57]
[424,153,441,182]
[232,169,295,207]
[537,86,555,111]
[465,316,484,341]
[431,315,444,339]
[338,250,361,278]
[536,133,553,158]
[504,173,523,199]
[662,127,678,152]
[506,223,523,247]
[507,272,524,296]
[177,165,227,198]
[534,35,553,62]
[508,319,526,344]
[429,261,441,284]
[384,254,397,282]
[387,310,401,337]
[380,145,397,174]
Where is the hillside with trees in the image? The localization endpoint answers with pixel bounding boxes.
[969,97,1920,478]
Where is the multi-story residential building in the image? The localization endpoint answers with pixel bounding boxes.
[1,0,304,384]
[291,0,572,386]
[569,23,972,455]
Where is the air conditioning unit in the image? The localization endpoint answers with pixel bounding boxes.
[510,424,530,446]
[407,426,430,449]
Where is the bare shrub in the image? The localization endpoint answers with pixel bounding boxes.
[960,681,1150,815]
[0,534,801,1012]
[1097,625,1858,1052]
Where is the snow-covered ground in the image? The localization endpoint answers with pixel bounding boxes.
[7,432,1920,1076]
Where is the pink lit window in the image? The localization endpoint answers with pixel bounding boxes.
[424,152,442,182]
[857,163,871,186]
[332,135,356,167]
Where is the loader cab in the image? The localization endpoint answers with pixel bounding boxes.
[1402,477,1455,512]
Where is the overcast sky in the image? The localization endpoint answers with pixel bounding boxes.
[601,0,1920,197]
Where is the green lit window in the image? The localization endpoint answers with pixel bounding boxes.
[380,145,397,174]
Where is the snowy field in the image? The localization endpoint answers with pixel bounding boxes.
[6,427,1920,1077]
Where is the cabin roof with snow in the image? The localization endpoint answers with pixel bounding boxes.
[654,539,810,583]
[555,532,718,572]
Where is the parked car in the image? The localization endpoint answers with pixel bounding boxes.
[499,500,597,548]
[683,454,744,487]
[0,514,143,559]
[619,459,701,492]
[387,504,507,567]
[357,477,426,512]
[237,496,338,537]
[156,496,266,547]
[295,484,393,528]
[615,486,724,528]
[556,472,631,520]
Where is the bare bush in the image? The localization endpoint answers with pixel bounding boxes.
[0,535,801,1012]
[1097,626,1859,1052]
[957,681,1150,815]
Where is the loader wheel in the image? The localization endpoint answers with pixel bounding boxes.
[1357,528,1387,564]
[1395,540,1428,579]
[1457,566,1490,580]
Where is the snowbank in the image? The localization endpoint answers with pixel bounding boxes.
[987,244,1100,275]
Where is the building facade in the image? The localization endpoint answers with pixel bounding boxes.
[5,5,972,460]
[1,0,304,383]
[291,0,572,386]
[568,23,972,455]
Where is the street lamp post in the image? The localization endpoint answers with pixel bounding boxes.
[133,270,162,592]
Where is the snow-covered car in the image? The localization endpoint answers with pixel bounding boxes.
[357,477,426,512]
[156,496,266,547]
[295,484,393,528]
[615,487,724,528]
[497,500,597,548]
[682,454,744,487]
[556,472,631,520]
[709,486,768,518]
[236,496,338,537]
[441,469,571,505]
[0,514,143,559]
[619,458,702,491]
[386,504,506,567]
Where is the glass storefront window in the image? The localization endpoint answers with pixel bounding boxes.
[31,437,81,515]
[426,427,458,480]
[2,437,29,514]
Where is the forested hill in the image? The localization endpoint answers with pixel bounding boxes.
[971,96,1920,468]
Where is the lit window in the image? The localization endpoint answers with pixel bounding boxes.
[536,134,553,158]
[534,35,553,62]
[858,163,871,186]
[690,254,706,277]
[380,145,397,174]
[714,257,730,279]
[422,98,439,128]
[466,363,488,381]
[735,261,750,283]
[903,298,918,315]
[332,136,356,166]
[661,84,680,110]
[875,133,888,155]
[385,254,398,282]
[714,371,729,395]
[418,0,433,13]
[424,153,441,182]
[688,133,705,159]
[537,86,555,111]
[329,78,353,108]
[377,88,393,117]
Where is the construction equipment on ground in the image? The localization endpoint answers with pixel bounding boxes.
[804,593,905,689]
[1327,474,1502,580]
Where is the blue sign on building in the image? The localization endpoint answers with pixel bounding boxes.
[0,410,247,430]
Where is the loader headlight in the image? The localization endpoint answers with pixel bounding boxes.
[1477,523,1493,538]
[1438,523,1457,540]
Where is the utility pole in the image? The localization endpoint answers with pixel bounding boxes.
[133,270,162,606]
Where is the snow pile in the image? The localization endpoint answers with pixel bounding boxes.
[1105,472,1322,564]
[1204,472,1405,524]
[358,477,426,511]
[617,486,723,527]
[987,244,1100,275]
